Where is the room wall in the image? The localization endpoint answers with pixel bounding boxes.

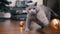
[32,0,43,5]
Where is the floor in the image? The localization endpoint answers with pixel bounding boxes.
[0,19,60,34]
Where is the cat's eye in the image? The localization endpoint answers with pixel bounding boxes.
[29,8,31,10]
[33,8,35,9]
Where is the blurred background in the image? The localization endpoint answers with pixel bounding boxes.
[0,0,60,21]
[0,0,60,34]
[0,0,44,21]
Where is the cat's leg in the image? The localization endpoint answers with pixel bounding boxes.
[25,14,32,31]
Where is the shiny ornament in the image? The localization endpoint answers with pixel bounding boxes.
[50,18,60,30]
[20,21,25,27]
[19,21,25,32]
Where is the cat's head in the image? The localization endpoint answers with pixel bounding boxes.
[26,2,37,13]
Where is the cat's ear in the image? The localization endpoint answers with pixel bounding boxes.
[34,2,37,6]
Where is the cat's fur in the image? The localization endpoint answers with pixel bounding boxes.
[25,2,52,31]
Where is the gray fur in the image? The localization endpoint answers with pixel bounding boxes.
[25,3,52,31]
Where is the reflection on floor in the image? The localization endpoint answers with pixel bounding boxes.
[0,19,60,34]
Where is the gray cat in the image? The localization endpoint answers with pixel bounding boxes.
[25,2,52,32]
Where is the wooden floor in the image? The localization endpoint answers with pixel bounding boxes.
[0,19,60,34]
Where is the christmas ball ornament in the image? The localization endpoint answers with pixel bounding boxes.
[50,18,60,30]
[20,21,25,27]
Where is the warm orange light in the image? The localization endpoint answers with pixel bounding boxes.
[50,18,60,30]
[20,27,23,32]
[20,21,24,27]
[19,21,25,33]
